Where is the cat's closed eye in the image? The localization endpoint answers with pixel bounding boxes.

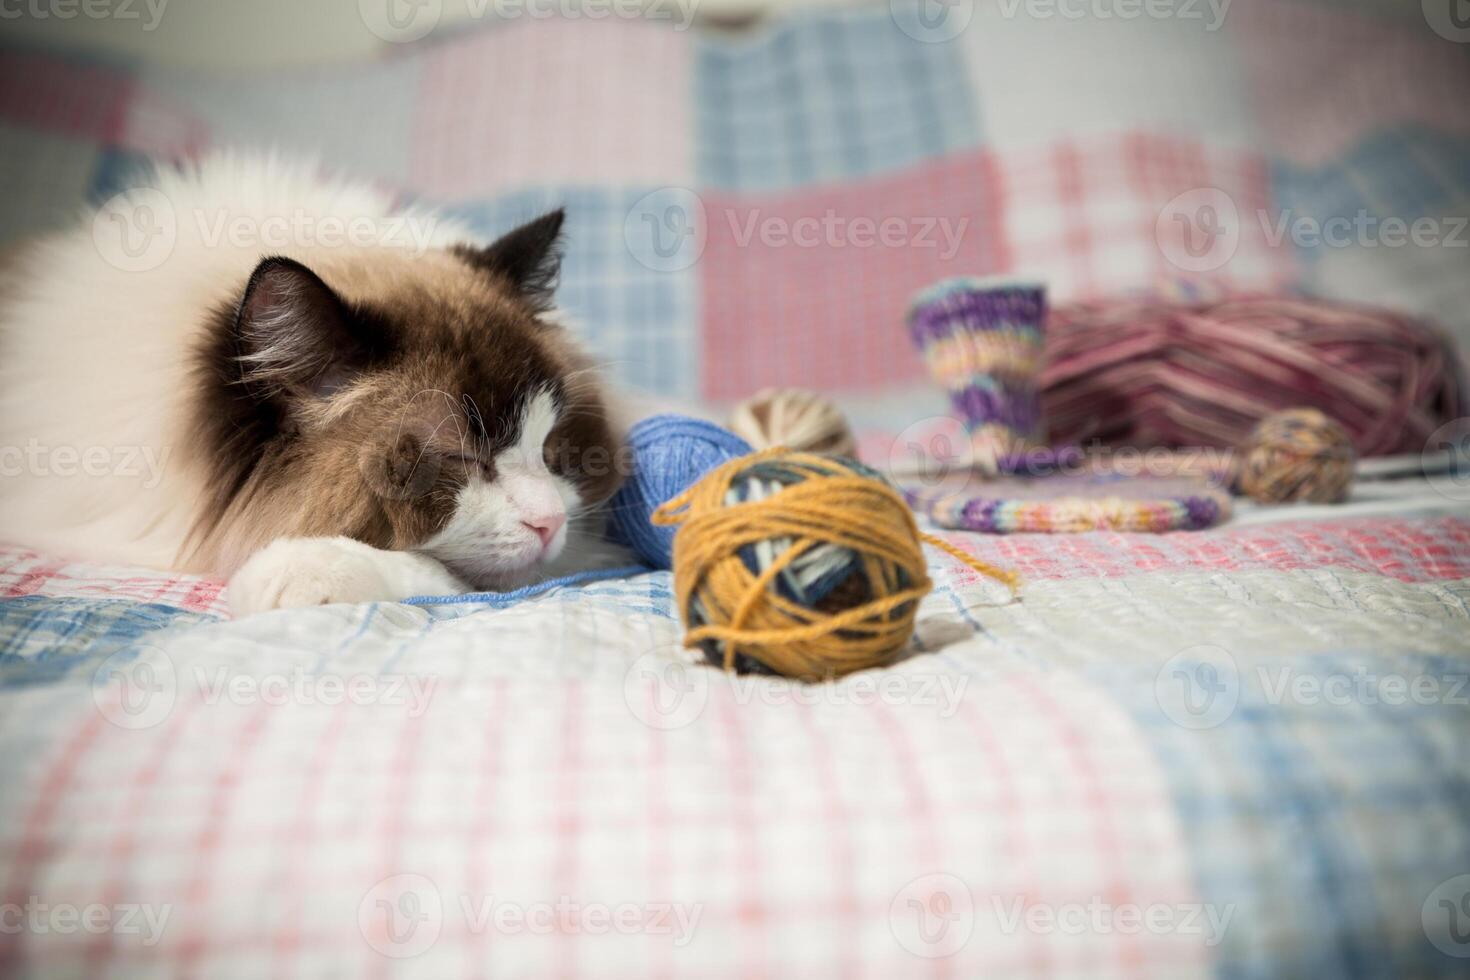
[445,453,495,479]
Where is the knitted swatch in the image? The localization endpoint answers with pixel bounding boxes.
[905,474,1231,534]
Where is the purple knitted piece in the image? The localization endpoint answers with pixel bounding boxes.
[906,278,1048,474]
[906,283,1047,345]
[949,386,1042,435]
[1184,495,1223,529]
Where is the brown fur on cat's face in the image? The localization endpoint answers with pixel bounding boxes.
[189,210,624,580]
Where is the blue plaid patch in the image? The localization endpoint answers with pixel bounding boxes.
[694,7,982,190]
[88,146,155,204]
[0,596,220,689]
[1272,126,1470,264]
[1092,650,1470,979]
[446,187,697,397]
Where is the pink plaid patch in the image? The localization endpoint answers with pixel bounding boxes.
[0,546,227,616]
[993,132,1299,304]
[0,51,134,144]
[929,516,1470,586]
[700,150,1007,399]
[410,19,692,197]
[121,87,210,161]
[0,670,1208,977]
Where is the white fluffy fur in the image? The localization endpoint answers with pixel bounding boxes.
[0,154,471,572]
[228,537,469,617]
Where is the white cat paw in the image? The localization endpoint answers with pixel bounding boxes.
[228,536,460,616]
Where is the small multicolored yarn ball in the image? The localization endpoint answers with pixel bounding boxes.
[906,277,1048,474]
[651,449,1017,680]
[1237,408,1355,504]
[729,387,857,457]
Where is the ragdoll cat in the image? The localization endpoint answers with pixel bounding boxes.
[0,155,634,614]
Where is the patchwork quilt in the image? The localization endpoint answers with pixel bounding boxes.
[2,504,1469,977]
[2,1,1469,976]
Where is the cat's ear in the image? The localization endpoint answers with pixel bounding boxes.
[459,208,565,311]
[233,257,382,398]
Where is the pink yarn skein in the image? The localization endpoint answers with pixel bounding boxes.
[1040,297,1463,456]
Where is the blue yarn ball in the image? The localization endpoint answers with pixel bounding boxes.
[607,414,753,569]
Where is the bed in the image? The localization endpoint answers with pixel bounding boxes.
[2,1,1468,975]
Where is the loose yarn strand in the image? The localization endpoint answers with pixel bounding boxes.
[917,532,1021,594]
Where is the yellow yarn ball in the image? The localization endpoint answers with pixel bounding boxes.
[651,449,1017,680]
[1238,408,1356,504]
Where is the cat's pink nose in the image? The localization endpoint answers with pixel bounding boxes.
[522,511,566,548]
